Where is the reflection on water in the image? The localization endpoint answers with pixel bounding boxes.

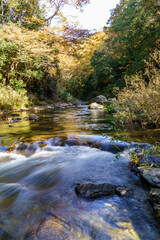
[0,105,160,146]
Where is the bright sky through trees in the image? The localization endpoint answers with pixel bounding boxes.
[63,0,120,30]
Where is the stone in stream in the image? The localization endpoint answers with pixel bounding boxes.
[89,95,108,104]
[88,102,105,109]
[32,217,73,240]
[11,113,20,117]
[29,114,39,121]
[115,186,134,197]
[99,141,129,154]
[138,166,160,188]
[75,183,133,198]
[139,155,160,168]
[12,117,22,122]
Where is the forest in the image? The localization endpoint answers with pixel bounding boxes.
[0,0,160,127]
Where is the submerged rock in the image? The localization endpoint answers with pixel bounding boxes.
[75,183,133,198]
[29,114,39,121]
[138,166,160,188]
[88,102,105,109]
[34,217,73,240]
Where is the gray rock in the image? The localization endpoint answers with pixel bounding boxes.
[75,183,133,198]
[140,155,160,168]
[75,183,116,198]
[29,114,39,121]
[131,142,153,149]
[11,113,20,117]
[108,98,116,103]
[99,141,129,153]
[138,166,160,187]
[89,95,108,104]
[116,186,134,197]
[149,188,160,222]
[88,102,105,109]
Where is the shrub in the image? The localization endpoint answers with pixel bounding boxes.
[0,85,29,110]
[114,50,160,128]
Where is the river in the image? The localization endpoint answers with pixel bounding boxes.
[0,105,159,240]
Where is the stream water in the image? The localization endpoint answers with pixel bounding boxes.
[0,105,160,240]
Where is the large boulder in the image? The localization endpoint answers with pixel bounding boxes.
[75,183,133,198]
[88,102,105,109]
[138,166,160,188]
[89,95,108,104]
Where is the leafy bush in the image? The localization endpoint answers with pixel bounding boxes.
[114,50,160,128]
[0,85,28,110]
[106,104,116,114]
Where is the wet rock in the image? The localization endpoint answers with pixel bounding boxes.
[15,143,29,151]
[131,142,153,149]
[139,155,160,168]
[75,183,116,198]
[88,102,105,109]
[75,183,133,198]
[149,188,160,222]
[35,217,73,240]
[65,139,88,147]
[12,117,22,122]
[11,113,20,117]
[89,95,108,104]
[99,141,129,153]
[116,186,134,197]
[15,143,39,156]
[138,166,160,188]
[29,114,39,121]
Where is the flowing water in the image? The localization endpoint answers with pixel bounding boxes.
[0,105,160,240]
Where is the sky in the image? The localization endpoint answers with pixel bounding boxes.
[63,0,120,30]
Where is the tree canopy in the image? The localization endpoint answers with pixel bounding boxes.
[0,0,90,28]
